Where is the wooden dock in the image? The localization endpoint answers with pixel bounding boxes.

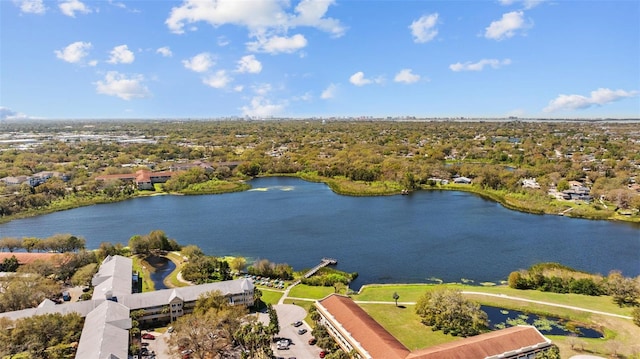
[303,258,338,278]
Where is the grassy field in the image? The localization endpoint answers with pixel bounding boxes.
[163,251,190,288]
[131,256,156,292]
[258,289,284,305]
[359,303,458,350]
[355,283,634,317]
[288,284,335,299]
[349,283,640,358]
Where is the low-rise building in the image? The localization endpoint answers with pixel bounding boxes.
[95,169,176,190]
[315,294,554,359]
[0,255,255,359]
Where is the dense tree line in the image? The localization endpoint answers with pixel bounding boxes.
[0,312,84,358]
[415,288,488,337]
[247,259,294,280]
[127,229,181,256]
[0,234,85,253]
[181,254,232,284]
[1,120,639,221]
[508,263,640,307]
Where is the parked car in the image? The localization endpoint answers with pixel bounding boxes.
[142,333,155,340]
[319,351,327,358]
[308,338,317,345]
[167,326,174,333]
[297,328,307,335]
[292,321,303,327]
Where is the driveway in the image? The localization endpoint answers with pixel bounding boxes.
[272,304,323,359]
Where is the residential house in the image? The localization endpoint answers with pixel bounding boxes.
[453,176,472,184]
[95,169,176,190]
[521,178,540,189]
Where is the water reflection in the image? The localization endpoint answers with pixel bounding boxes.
[482,305,603,338]
[145,256,176,290]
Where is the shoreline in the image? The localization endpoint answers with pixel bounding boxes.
[2,173,638,225]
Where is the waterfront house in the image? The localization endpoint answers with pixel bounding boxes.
[95,169,176,190]
[453,176,472,184]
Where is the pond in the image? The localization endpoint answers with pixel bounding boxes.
[482,305,603,338]
[144,256,176,290]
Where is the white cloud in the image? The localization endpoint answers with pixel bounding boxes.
[156,46,173,57]
[321,83,337,99]
[349,72,383,86]
[59,0,91,17]
[234,85,244,92]
[54,41,92,64]
[95,71,150,100]
[394,69,420,84]
[349,71,372,86]
[166,0,345,36]
[252,83,272,96]
[485,11,527,40]
[0,107,28,120]
[449,58,512,72]
[544,88,639,113]
[409,13,439,43]
[289,0,346,37]
[247,34,308,54]
[182,52,215,72]
[14,0,46,14]
[499,0,545,9]
[241,96,284,118]
[236,55,262,73]
[203,70,232,89]
[217,36,230,46]
[108,45,135,64]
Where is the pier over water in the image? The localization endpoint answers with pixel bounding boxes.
[303,258,338,278]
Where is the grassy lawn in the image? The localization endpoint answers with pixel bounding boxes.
[351,283,640,358]
[258,289,284,305]
[355,283,634,317]
[288,284,335,299]
[359,303,459,350]
[163,251,190,288]
[131,255,155,292]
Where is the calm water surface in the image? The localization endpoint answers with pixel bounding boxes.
[1,177,638,289]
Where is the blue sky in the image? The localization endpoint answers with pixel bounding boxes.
[1,0,639,119]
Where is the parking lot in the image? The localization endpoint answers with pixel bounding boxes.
[138,304,322,359]
[271,304,324,359]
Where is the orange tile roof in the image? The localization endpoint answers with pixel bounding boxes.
[317,294,410,359]
[406,325,551,359]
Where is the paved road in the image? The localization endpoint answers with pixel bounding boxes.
[352,291,632,320]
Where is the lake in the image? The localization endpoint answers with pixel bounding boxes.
[1,177,638,289]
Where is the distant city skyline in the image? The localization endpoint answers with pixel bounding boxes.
[1,0,638,120]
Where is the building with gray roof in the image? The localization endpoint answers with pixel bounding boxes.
[0,255,254,359]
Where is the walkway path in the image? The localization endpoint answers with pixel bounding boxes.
[461,291,632,319]
[277,258,338,305]
[353,291,632,320]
